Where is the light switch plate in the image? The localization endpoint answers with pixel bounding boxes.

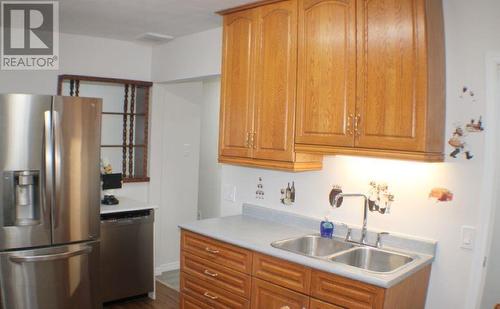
[461,226,476,250]
[223,184,236,202]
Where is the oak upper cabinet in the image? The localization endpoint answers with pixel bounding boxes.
[295,0,446,162]
[253,0,297,162]
[295,0,357,148]
[218,0,323,172]
[219,9,257,159]
[355,0,445,158]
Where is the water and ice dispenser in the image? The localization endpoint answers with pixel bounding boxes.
[2,171,40,226]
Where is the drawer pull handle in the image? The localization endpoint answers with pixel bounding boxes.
[281,306,290,309]
[205,247,220,254]
[203,292,219,300]
[204,269,219,277]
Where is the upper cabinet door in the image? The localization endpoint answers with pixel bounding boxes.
[356,0,427,151]
[295,0,357,147]
[219,9,258,158]
[252,0,298,162]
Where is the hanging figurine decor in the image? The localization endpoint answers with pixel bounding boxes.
[448,116,484,160]
[459,86,476,103]
[448,126,473,159]
[429,188,454,202]
[255,177,264,200]
[449,85,485,160]
[280,181,295,205]
[367,181,395,214]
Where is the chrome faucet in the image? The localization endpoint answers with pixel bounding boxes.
[332,193,369,245]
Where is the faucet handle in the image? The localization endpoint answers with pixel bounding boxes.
[376,232,389,248]
[340,223,352,241]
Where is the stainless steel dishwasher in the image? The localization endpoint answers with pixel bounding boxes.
[100,209,154,303]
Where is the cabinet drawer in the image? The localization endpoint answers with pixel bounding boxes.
[252,253,311,294]
[251,278,309,309]
[181,251,251,298]
[311,270,385,309]
[181,272,250,309]
[181,292,212,309]
[181,230,253,274]
[310,298,345,309]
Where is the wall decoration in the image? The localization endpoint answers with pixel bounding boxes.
[448,126,473,159]
[459,86,476,102]
[429,188,454,202]
[449,117,484,160]
[367,181,395,214]
[465,116,484,132]
[328,185,343,207]
[256,177,264,200]
[280,182,295,205]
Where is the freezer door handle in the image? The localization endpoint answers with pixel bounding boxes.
[9,246,92,263]
[43,110,53,222]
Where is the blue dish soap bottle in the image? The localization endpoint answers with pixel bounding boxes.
[320,217,334,238]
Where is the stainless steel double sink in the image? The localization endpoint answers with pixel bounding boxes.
[271,234,415,273]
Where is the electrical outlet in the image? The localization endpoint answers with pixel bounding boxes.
[461,226,476,250]
[223,184,236,202]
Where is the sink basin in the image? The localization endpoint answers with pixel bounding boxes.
[329,247,414,273]
[271,234,354,257]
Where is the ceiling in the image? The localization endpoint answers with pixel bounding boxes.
[58,0,253,42]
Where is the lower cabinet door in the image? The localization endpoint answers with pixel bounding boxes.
[251,278,309,309]
[181,292,213,309]
[310,298,345,309]
[181,272,249,309]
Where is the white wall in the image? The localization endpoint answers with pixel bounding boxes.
[0,32,152,94]
[151,27,222,83]
[198,78,222,219]
[149,0,500,308]
[149,82,202,269]
[0,32,153,201]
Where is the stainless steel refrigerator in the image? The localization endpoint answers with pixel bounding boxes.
[0,94,102,309]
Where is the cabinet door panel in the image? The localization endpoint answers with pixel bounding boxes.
[295,0,357,147]
[356,0,427,151]
[253,0,297,161]
[251,278,309,309]
[219,10,257,158]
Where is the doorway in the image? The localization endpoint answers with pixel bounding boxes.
[478,61,500,309]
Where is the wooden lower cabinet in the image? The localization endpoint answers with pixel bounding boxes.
[251,278,309,309]
[310,298,345,309]
[180,230,431,309]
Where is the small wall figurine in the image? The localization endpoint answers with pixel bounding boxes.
[465,116,484,132]
[367,181,395,214]
[280,182,295,205]
[429,188,454,202]
[449,126,473,159]
[256,177,264,199]
[460,86,476,102]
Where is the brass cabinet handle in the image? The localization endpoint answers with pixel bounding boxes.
[204,269,219,277]
[245,132,250,148]
[346,114,354,136]
[205,247,219,254]
[203,292,219,300]
[280,306,290,309]
[354,114,361,136]
[250,132,256,149]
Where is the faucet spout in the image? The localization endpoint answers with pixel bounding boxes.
[332,193,369,245]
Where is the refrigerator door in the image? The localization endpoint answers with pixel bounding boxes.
[52,97,102,245]
[0,94,53,251]
[0,241,100,309]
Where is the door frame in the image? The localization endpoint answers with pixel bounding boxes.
[467,53,500,308]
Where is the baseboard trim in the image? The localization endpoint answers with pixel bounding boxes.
[154,261,180,276]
